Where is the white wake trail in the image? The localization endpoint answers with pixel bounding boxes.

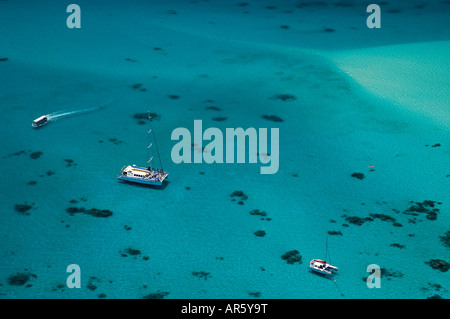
[47,106,101,121]
[45,96,121,122]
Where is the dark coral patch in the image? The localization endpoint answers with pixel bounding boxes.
[262,115,283,122]
[87,282,97,291]
[439,231,450,249]
[30,151,43,159]
[108,138,123,145]
[363,268,404,283]
[8,273,33,286]
[387,9,402,13]
[64,159,77,167]
[66,207,113,218]
[390,243,405,249]
[230,190,248,204]
[192,271,211,280]
[205,106,221,111]
[426,259,449,272]
[351,172,365,180]
[269,94,297,101]
[15,203,33,215]
[131,83,143,90]
[212,116,227,122]
[143,291,170,299]
[332,1,355,7]
[124,248,141,256]
[381,268,404,280]
[231,190,246,198]
[281,250,302,264]
[369,213,396,223]
[403,200,440,221]
[254,230,266,237]
[250,209,267,217]
[343,215,373,226]
[134,112,160,121]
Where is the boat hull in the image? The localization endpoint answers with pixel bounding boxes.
[117,164,167,186]
[32,121,48,128]
[117,175,163,186]
[32,116,48,128]
[308,266,334,276]
[309,259,337,276]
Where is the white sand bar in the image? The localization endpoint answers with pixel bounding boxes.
[328,41,450,129]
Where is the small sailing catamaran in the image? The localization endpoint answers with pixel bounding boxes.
[117,111,168,186]
[309,237,338,276]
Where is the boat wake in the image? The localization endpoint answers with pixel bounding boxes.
[43,96,121,123]
[46,106,102,121]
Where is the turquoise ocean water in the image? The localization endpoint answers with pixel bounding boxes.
[0,0,449,299]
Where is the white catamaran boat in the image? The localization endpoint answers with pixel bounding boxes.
[309,238,338,276]
[32,115,48,128]
[117,111,168,186]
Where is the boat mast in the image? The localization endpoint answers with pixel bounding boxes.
[147,111,153,168]
[147,111,164,171]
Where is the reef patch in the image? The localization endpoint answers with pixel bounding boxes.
[192,271,211,280]
[269,94,297,101]
[66,207,113,218]
[281,250,302,264]
[426,259,449,272]
[351,172,365,180]
[143,291,170,299]
[262,115,283,122]
[14,203,34,215]
[230,190,248,205]
[30,151,43,159]
[8,272,37,286]
[254,230,266,237]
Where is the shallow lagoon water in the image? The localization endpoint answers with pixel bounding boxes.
[0,0,449,299]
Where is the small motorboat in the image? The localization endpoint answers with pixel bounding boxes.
[309,259,338,276]
[32,115,48,128]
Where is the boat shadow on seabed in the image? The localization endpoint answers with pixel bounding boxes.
[308,268,336,280]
